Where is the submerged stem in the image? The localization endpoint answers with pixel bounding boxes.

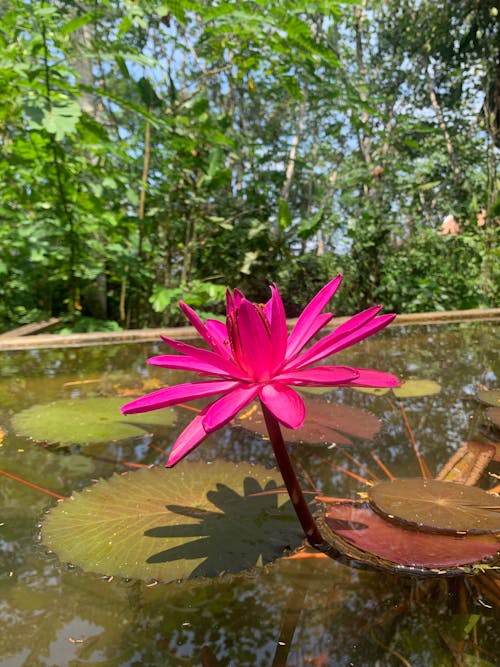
[260,401,326,550]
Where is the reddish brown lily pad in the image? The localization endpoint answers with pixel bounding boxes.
[318,501,500,572]
[235,399,381,446]
[368,478,500,535]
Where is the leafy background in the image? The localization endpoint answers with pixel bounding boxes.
[0,0,498,334]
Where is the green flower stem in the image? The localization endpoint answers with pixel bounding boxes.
[260,401,326,550]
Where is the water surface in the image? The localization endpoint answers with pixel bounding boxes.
[0,321,498,666]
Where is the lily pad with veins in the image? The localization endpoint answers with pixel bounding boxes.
[318,501,500,573]
[234,398,381,446]
[41,462,306,582]
[11,397,176,446]
[367,478,500,535]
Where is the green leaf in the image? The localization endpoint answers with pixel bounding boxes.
[41,462,304,582]
[11,397,176,446]
[278,199,292,229]
[353,387,391,396]
[60,12,95,37]
[418,180,441,191]
[42,101,82,140]
[392,379,441,398]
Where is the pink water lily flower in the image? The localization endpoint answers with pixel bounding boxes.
[121,274,399,467]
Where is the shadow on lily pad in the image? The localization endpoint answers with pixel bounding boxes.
[41,462,306,583]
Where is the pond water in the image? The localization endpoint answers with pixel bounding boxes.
[0,321,499,666]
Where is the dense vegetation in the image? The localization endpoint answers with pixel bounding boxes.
[0,0,498,333]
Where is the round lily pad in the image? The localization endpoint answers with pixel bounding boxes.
[41,462,305,582]
[318,501,500,573]
[477,390,500,408]
[353,387,391,396]
[296,386,336,396]
[11,397,176,445]
[392,379,441,398]
[368,478,500,535]
[235,399,381,446]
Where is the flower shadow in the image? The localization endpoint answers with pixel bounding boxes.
[144,476,304,578]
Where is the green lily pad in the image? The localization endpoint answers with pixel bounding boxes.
[41,462,305,582]
[11,397,176,445]
[368,479,500,535]
[353,379,442,398]
[477,390,500,407]
[392,379,441,398]
[352,387,391,396]
[297,386,336,396]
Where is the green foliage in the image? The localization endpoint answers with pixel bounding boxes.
[375,227,499,312]
[0,0,498,334]
[55,315,123,334]
[149,280,226,324]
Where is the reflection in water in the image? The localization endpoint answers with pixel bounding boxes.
[0,322,499,665]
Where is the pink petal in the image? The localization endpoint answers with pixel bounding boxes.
[324,305,383,340]
[275,365,359,386]
[166,412,209,467]
[286,274,342,359]
[227,288,243,313]
[292,313,396,369]
[159,336,243,377]
[230,299,275,380]
[202,384,260,432]
[147,354,234,377]
[120,380,239,414]
[342,368,401,388]
[259,383,306,429]
[233,289,244,307]
[267,285,288,368]
[179,301,219,353]
[225,288,234,314]
[205,319,231,359]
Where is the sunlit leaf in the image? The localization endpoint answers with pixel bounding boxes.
[368,479,500,535]
[319,501,500,572]
[41,462,305,582]
[234,399,381,445]
[353,379,442,399]
[392,379,441,398]
[477,390,500,407]
[11,397,176,445]
[60,12,95,36]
